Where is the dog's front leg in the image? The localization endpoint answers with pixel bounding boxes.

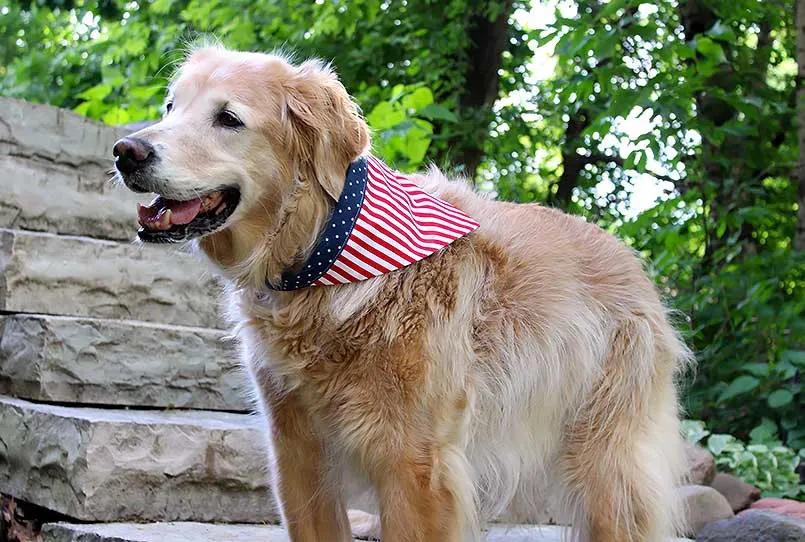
[264,388,351,542]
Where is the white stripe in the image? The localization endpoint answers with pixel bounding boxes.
[367,164,476,232]
[351,219,419,264]
[323,267,351,284]
[362,190,455,248]
[339,248,385,278]
[349,226,410,267]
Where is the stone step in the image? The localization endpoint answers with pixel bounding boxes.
[40,522,695,542]
[0,314,248,411]
[0,396,273,523]
[0,98,147,241]
[0,229,223,329]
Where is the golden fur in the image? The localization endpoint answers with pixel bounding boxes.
[127,46,693,541]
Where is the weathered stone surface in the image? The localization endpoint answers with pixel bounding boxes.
[710,473,760,513]
[0,98,148,241]
[697,509,805,541]
[685,443,716,486]
[42,523,289,542]
[0,314,247,411]
[0,229,223,328]
[677,484,734,537]
[40,522,694,542]
[751,498,805,520]
[0,396,273,523]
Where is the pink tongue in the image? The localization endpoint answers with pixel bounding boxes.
[164,198,203,225]
[137,197,203,226]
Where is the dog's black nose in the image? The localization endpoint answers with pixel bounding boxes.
[113,137,154,174]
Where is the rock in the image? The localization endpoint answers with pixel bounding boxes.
[0,314,248,411]
[0,395,274,523]
[40,522,694,542]
[41,522,290,542]
[0,98,127,169]
[677,484,734,537]
[685,443,716,486]
[710,473,760,513]
[696,509,805,541]
[0,229,223,328]
[751,498,805,521]
[0,153,149,242]
[0,98,148,241]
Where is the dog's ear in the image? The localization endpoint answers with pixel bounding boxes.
[283,60,370,201]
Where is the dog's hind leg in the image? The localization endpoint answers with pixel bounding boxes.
[559,318,689,542]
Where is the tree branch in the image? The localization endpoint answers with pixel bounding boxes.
[587,152,680,190]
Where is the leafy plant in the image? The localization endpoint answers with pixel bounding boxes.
[683,420,805,499]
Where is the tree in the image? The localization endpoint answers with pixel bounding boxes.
[797,0,805,251]
[2,0,804,456]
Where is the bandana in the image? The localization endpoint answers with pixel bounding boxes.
[269,155,480,291]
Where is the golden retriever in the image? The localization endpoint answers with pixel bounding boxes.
[114,45,692,541]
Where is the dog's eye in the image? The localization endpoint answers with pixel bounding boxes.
[165,101,173,114]
[216,110,244,129]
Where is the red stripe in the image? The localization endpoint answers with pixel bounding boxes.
[368,180,469,235]
[381,163,478,224]
[362,183,449,248]
[362,203,456,247]
[342,244,393,274]
[367,162,475,232]
[348,230,410,269]
[336,249,375,279]
[352,222,420,264]
[328,261,360,283]
[363,183,455,247]
[360,204,442,255]
[408,195,479,227]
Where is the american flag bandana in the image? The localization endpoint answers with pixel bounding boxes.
[269,155,480,291]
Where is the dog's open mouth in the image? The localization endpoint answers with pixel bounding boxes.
[136,188,240,243]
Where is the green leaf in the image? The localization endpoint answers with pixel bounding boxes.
[718,375,760,403]
[743,363,769,377]
[598,0,627,19]
[708,433,736,455]
[696,37,727,63]
[767,390,794,409]
[707,21,737,42]
[101,108,130,125]
[402,87,434,112]
[418,103,458,123]
[780,350,805,367]
[76,84,112,102]
[367,101,405,130]
[750,418,779,443]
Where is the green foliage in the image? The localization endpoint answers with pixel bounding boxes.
[1,0,803,487]
[683,420,805,499]
[0,0,533,172]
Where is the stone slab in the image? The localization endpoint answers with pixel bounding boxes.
[0,229,223,328]
[0,98,148,241]
[0,314,248,411]
[0,396,273,523]
[41,522,695,542]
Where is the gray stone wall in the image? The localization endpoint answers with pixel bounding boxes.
[0,98,272,525]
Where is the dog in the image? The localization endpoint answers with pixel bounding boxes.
[114,45,692,541]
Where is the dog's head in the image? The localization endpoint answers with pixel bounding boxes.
[114,47,370,275]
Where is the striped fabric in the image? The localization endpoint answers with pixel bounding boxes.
[270,155,479,291]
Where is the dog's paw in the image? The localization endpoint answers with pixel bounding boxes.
[348,509,380,540]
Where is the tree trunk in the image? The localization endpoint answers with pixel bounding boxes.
[796,0,805,250]
[552,108,592,208]
[445,0,514,180]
